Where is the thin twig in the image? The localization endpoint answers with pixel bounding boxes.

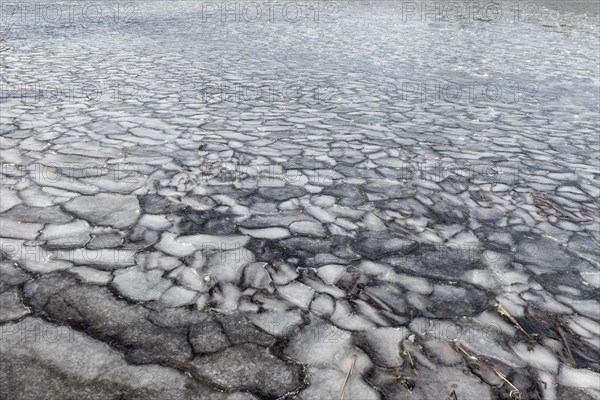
[496,304,534,341]
[491,366,521,399]
[454,342,521,399]
[453,342,477,360]
[556,325,576,366]
[403,350,417,374]
[340,354,357,400]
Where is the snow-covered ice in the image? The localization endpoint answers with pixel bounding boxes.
[1,0,599,398]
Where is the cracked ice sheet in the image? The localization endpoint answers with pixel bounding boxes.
[1,0,599,399]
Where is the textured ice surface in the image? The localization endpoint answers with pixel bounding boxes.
[0,318,259,400]
[1,0,599,398]
[191,344,303,397]
[63,194,141,228]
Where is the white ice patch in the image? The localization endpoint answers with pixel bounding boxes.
[140,252,181,271]
[581,270,600,288]
[40,220,91,247]
[289,221,327,237]
[331,299,375,331]
[512,342,559,373]
[361,212,387,231]
[267,263,299,285]
[316,264,347,285]
[558,366,600,390]
[567,315,600,340]
[297,367,380,400]
[155,232,250,258]
[364,327,409,367]
[0,219,43,240]
[69,267,112,285]
[239,227,290,239]
[538,371,556,400]
[243,262,272,289]
[112,267,172,301]
[248,310,303,336]
[63,193,141,228]
[310,293,335,317]
[557,296,600,320]
[138,214,172,230]
[305,206,336,223]
[53,248,136,269]
[391,273,433,295]
[169,266,212,292]
[0,188,22,212]
[212,283,242,310]
[310,195,336,207]
[204,248,254,283]
[284,317,372,374]
[277,282,314,309]
[0,238,72,273]
[159,286,198,307]
[422,339,463,366]
[447,230,480,247]
[155,232,196,257]
[463,269,500,289]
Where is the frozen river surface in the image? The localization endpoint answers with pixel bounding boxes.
[1,1,599,399]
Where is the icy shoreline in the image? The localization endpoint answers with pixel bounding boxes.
[1,1,599,399]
